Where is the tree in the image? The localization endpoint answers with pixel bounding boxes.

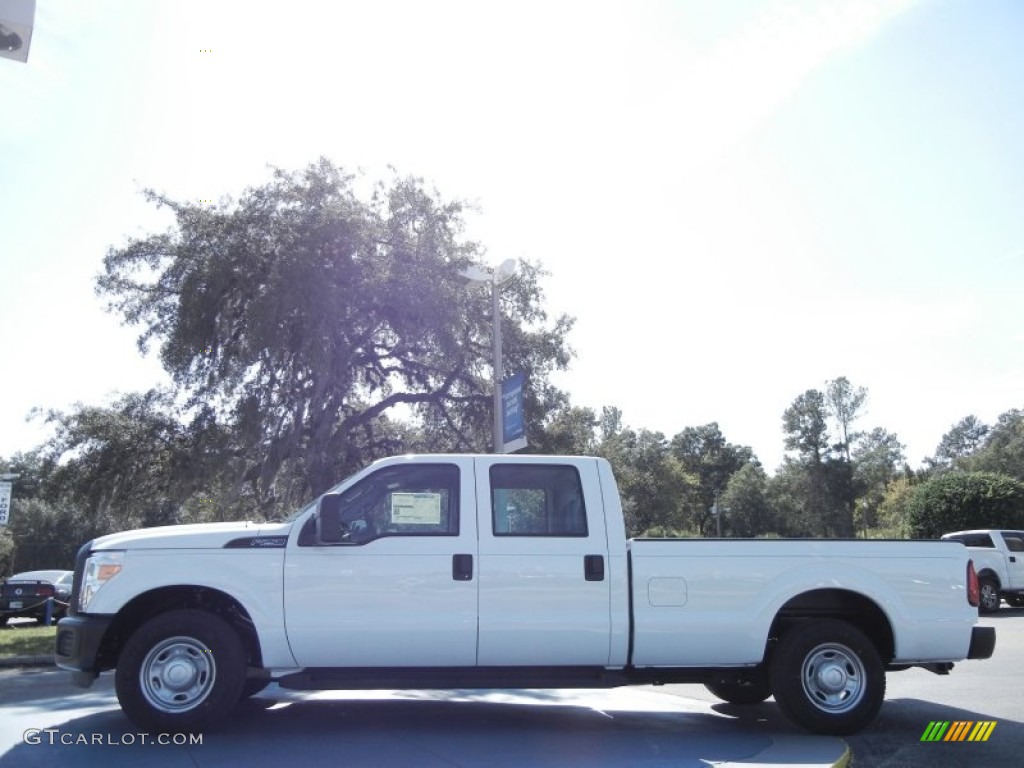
[780,391,841,535]
[669,423,755,536]
[782,390,829,463]
[530,405,598,456]
[3,497,86,572]
[40,390,218,530]
[964,409,1024,481]
[767,459,813,536]
[928,415,989,471]
[876,475,918,535]
[598,425,693,536]
[852,428,905,533]
[722,462,775,537]
[825,376,867,462]
[903,472,1024,538]
[96,159,573,507]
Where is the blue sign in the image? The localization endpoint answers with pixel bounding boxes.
[501,373,527,453]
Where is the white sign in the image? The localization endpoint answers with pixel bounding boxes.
[390,492,442,525]
[0,482,11,526]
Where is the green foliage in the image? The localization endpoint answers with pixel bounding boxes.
[3,497,84,571]
[670,423,754,536]
[41,390,204,531]
[876,475,917,532]
[964,409,1024,482]
[825,376,867,460]
[598,421,694,536]
[782,389,829,462]
[853,428,905,531]
[530,405,598,456]
[928,415,989,472]
[0,529,13,576]
[903,471,1024,538]
[776,379,899,538]
[722,462,775,537]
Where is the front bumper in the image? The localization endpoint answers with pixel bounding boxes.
[967,625,996,660]
[54,614,113,687]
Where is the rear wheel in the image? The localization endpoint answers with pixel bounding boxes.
[115,609,247,732]
[978,577,1001,613]
[770,619,885,735]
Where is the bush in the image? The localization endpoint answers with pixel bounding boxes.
[903,472,1024,538]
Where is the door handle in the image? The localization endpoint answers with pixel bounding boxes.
[584,554,605,582]
[452,554,473,581]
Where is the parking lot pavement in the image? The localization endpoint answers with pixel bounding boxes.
[0,669,848,768]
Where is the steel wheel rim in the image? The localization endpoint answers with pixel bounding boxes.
[800,642,866,714]
[139,635,216,713]
[980,583,999,611]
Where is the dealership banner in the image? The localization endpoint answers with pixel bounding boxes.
[501,373,527,454]
[0,481,11,526]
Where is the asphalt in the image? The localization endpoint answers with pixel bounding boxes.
[0,657,850,767]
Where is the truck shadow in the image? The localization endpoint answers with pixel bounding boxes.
[1,690,830,768]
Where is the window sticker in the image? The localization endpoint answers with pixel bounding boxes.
[391,492,442,525]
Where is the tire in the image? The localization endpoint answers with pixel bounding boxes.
[978,577,1001,613]
[115,609,247,732]
[1006,595,1024,608]
[769,619,885,735]
[705,673,772,705]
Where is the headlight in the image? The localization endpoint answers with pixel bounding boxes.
[78,551,124,612]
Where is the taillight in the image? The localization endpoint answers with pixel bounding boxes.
[967,559,980,607]
[39,584,55,597]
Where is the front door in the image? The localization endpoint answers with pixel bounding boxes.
[284,458,478,667]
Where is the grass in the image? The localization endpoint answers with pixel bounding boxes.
[0,623,57,658]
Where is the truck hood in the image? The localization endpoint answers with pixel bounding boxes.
[89,520,295,550]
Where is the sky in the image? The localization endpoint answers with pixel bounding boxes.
[2,0,1023,473]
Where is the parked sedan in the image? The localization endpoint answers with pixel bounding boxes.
[0,570,73,625]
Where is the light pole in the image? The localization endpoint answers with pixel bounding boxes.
[459,259,516,453]
[711,488,730,537]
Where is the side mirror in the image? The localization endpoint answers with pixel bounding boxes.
[316,494,343,544]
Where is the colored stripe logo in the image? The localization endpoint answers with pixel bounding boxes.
[920,721,996,742]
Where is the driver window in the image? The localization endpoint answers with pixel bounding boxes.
[335,463,459,544]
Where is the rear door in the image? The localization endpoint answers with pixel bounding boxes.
[1000,531,1024,589]
[474,457,612,666]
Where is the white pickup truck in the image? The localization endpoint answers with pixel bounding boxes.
[942,529,1024,612]
[56,454,994,736]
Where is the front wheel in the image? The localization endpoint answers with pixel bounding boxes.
[115,609,247,732]
[978,578,1001,613]
[770,619,885,735]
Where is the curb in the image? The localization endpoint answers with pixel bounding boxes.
[0,654,55,668]
[719,735,851,767]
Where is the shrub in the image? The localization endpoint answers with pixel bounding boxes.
[904,472,1024,538]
